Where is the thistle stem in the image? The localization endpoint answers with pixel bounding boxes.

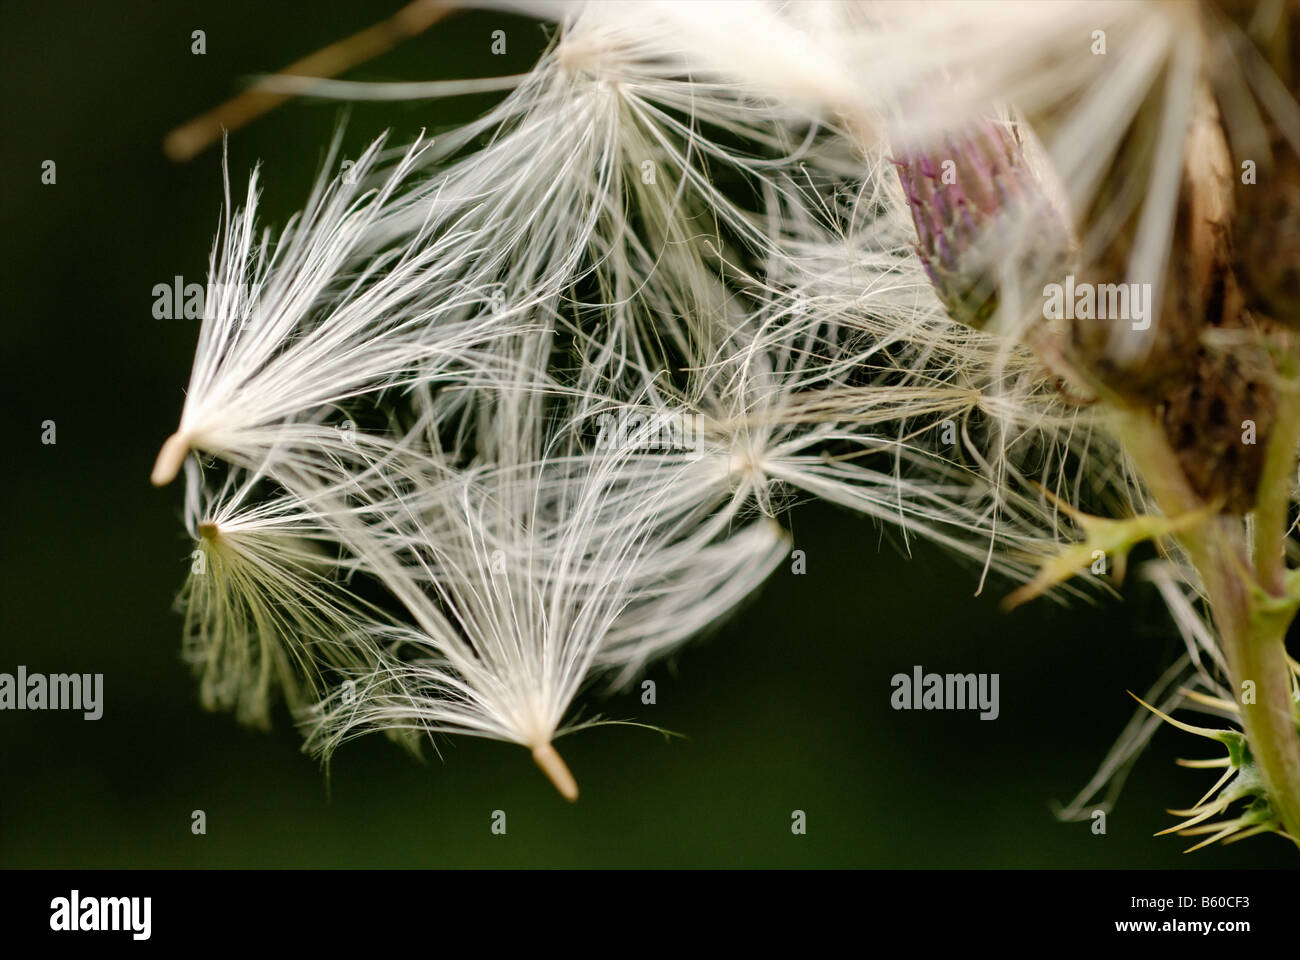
[1213,574,1300,847]
[532,742,579,802]
[1118,410,1300,847]
[1252,360,1300,597]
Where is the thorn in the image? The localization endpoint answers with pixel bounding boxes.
[1127,692,1229,741]
[1177,687,1239,714]
[1028,480,1087,523]
[1002,498,1218,609]
[1183,827,1238,853]
[532,741,578,802]
[1181,816,1256,851]
[1222,823,1275,845]
[1157,803,1223,835]
[1166,793,1232,817]
[1175,756,1231,768]
[1178,814,1254,837]
[1191,766,1237,810]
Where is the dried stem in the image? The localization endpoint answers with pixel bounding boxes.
[163,0,455,162]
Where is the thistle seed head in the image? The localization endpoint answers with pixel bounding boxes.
[893,119,1071,332]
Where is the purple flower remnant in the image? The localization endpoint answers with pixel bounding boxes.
[893,120,1065,330]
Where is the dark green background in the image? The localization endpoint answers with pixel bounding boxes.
[2,1,1292,868]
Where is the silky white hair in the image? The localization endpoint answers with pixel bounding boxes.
[158,1,1297,805]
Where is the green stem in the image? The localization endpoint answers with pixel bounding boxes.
[1191,523,1300,847]
[1118,409,1300,848]
[1252,363,1300,597]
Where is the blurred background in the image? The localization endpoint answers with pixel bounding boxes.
[2,0,1294,868]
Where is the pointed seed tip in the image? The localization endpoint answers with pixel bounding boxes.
[532,741,579,802]
[151,432,190,486]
